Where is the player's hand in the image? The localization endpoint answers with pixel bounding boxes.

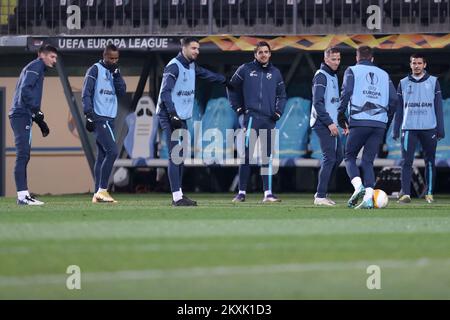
[37,120,50,137]
[31,110,45,124]
[337,112,349,130]
[271,110,282,122]
[235,106,245,116]
[85,112,95,132]
[169,112,183,130]
[328,123,339,136]
[112,67,121,78]
[343,127,350,136]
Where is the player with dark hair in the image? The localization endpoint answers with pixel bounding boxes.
[82,44,126,203]
[156,37,226,206]
[394,53,445,204]
[310,47,343,206]
[9,44,57,205]
[337,46,398,209]
[228,41,287,203]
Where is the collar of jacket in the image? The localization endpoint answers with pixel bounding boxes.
[99,59,110,70]
[407,71,430,83]
[320,62,337,76]
[253,59,272,70]
[357,59,375,66]
[176,52,193,69]
[36,58,47,71]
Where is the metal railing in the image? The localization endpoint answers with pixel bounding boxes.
[1,0,449,35]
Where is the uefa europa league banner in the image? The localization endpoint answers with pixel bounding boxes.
[27,34,450,52]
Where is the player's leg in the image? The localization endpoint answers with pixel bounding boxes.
[356,127,385,209]
[344,127,368,207]
[92,140,105,203]
[399,130,418,203]
[314,127,338,206]
[159,111,195,206]
[93,120,118,203]
[260,118,280,203]
[10,116,43,205]
[234,115,253,202]
[418,129,438,203]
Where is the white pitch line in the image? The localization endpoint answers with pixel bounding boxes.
[0,258,449,288]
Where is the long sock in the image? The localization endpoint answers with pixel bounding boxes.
[351,177,362,191]
[364,187,374,201]
[239,190,246,195]
[172,191,183,202]
[17,190,29,200]
[97,188,107,193]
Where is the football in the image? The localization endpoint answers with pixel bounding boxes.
[373,189,389,208]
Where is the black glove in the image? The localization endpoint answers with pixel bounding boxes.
[37,120,50,137]
[235,106,245,116]
[112,67,121,78]
[337,112,349,129]
[271,110,282,122]
[85,112,95,132]
[31,110,45,124]
[169,111,183,130]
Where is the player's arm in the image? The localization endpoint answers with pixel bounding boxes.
[195,65,226,84]
[227,65,245,114]
[312,73,333,126]
[21,64,42,111]
[272,71,286,121]
[159,63,178,115]
[337,67,354,130]
[112,69,126,97]
[434,80,445,139]
[392,81,404,140]
[81,65,98,115]
[386,79,398,133]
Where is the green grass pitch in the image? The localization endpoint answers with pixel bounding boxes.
[0,193,450,299]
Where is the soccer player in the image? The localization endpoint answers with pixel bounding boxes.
[228,41,287,203]
[393,53,445,204]
[156,37,226,206]
[310,47,343,206]
[337,46,398,209]
[9,44,57,205]
[82,44,126,203]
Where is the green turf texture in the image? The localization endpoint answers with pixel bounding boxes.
[0,193,449,299]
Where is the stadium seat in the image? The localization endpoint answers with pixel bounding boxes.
[124,96,156,159]
[184,0,209,28]
[240,0,273,26]
[386,124,402,159]
[125,0,150,28]
[201,97,238,164]
[15,0,41,29]
[213,0,241,28]
[100,0,127,28]
[436,98,450,161]
[153,0,183,28]
[42,0,68,29]
[272,0,300,27]
[275,97,311,159]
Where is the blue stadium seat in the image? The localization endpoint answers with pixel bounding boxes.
[201,97,238,164]
[310,125,347,160]
[386,124,402,159]
[276,97,311,159]
[436,98,450,161]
